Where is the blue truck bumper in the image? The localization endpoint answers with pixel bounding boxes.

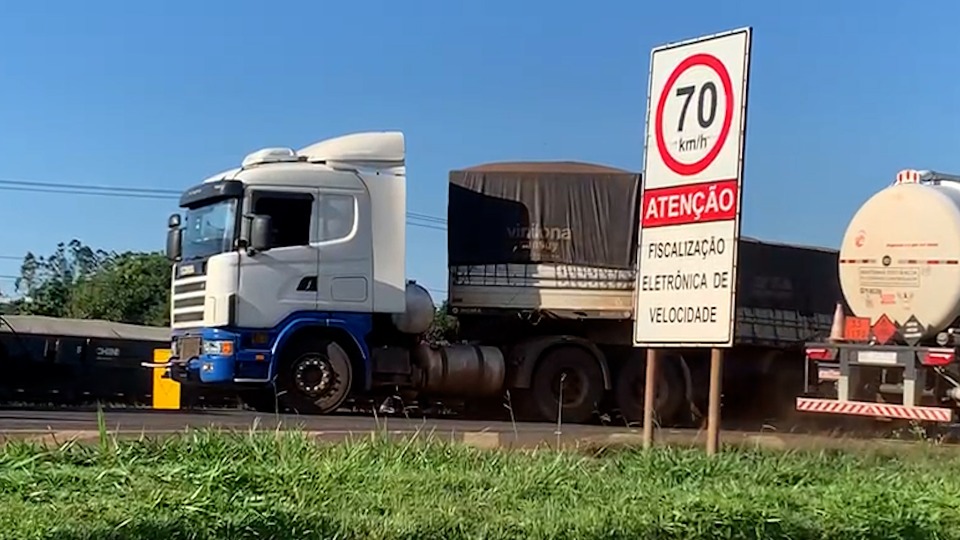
[169,327,272,385]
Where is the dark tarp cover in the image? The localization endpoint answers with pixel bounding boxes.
[736,237,842,315]
[448,162,641,270]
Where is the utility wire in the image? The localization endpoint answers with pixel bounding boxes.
[0,177,448,229]
[0,178,178,195]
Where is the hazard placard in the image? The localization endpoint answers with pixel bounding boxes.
[634,27,753,348]
[844,316,871,342]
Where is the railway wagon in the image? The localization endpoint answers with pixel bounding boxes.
[0,315,235,408]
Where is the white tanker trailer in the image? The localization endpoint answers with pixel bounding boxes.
[798,169,960,424]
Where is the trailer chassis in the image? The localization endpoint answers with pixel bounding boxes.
[797,341,960,423]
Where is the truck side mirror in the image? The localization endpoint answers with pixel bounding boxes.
[249,214,273,252]
[168,213,181,229]
[165,227,182,261]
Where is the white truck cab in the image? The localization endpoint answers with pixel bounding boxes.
[160,131,425,413]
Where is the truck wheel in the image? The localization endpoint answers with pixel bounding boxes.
[615,355,685,427]
[529,346,604,424]
[277,338,353,415]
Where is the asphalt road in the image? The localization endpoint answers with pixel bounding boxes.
[0,408,646,449]
[0,408,609,436]
[0,407,954,454]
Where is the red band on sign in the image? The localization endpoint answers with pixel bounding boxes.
[641,179,739,228]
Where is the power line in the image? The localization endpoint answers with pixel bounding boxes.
[0,177,178,195]
[0,177,448,229]
[408,212,446,225]
[0,185,176,200]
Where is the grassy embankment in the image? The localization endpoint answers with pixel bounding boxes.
[0,420,958,540]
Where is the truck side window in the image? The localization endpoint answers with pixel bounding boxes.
[318,194,356,242]
[252,192,314,248]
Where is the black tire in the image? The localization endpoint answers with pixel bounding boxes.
[528,346,605,424]
[277,337,353,415]
[615,354,686,427]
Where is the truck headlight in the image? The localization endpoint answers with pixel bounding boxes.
[202,339,234,356]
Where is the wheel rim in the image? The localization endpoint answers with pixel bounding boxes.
[293,355,334,395]
[290,346,351,413]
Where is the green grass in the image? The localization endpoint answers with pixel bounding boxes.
[0,427,959,540]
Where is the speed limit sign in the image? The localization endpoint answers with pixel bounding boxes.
[634,27,752,348]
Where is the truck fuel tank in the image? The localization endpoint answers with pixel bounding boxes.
[392,282,435,335]
[412,343,505,397]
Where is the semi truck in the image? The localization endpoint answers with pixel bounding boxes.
[798,169,960,426]
[157,130,842,425]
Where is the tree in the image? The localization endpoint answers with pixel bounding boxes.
[427,300,459,343]
[12,239,170,326]
[68,251,171,326]
[14,240,110,318]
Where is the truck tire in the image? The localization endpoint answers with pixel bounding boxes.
[615,354,685,427]
[528,346,604,424]
[277,337,353,415]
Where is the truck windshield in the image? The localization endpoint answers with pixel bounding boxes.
[181,199,238,261]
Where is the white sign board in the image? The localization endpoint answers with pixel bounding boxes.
[633,27,753,348]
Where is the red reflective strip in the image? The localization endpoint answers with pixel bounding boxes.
[896,259,960,265]
[796,398,953,423]
[806,348,835,361]
[839,259,876,264]
[921,348,954,366]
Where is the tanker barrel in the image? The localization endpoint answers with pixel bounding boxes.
[840,175,960,341]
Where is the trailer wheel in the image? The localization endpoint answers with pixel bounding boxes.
[528,346,604,424]
[614,354,685,427]
[277,337,353,415]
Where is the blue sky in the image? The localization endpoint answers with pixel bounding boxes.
[0,0,957,300]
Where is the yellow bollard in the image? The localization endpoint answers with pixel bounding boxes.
[151,348,181,410]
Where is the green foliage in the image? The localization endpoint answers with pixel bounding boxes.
[12,239,169,326]
[0,431,959,539]
[427,299,458,343]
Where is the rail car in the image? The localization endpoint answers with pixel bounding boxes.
[0,314,236,409]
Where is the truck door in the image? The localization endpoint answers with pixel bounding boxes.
[315,185,373,314]
[236,186,320,328]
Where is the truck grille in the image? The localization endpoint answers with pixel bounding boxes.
[171,277,206,329]
[177,336,202,360]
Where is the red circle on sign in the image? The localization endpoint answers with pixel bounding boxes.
[654,53,734,176]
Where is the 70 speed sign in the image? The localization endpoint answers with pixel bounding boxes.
[634,28,752,348]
